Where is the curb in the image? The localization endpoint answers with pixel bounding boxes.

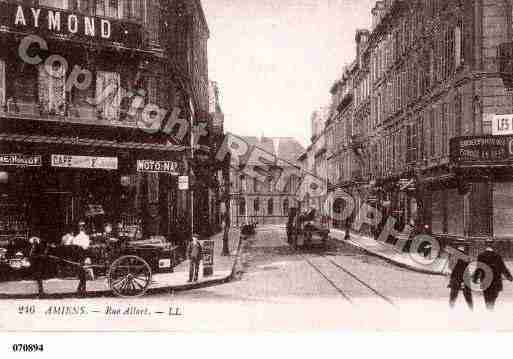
[0,232,245,300]
[331,231,447,277]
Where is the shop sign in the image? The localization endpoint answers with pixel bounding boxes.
[51,154,118,170]
[201,239,214,277]
[137,160,179,174]
[178,175,189,190]
[492,114,513,136]
[0,3,143,49]
[450,135,513,167]
[0,154,41,167]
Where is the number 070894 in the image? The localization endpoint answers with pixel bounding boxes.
[11,344,44,352]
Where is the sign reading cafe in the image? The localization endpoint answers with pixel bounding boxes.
[0,3,143,48]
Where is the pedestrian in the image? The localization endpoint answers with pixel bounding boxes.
[72,221,90,296]
[29,235,47,297]
[187,234,203,282]
[448,246,473,310]
[474,240,513,310]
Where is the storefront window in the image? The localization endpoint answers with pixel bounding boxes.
[96,71,121,121]
[283,199,289,215]
[267,199,274,215]
[493,182,513,238]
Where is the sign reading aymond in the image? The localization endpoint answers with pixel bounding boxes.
[0,154,41,167]
[51,154,118,170]
[0,3,144,49]
[450,135,513,166]
[492,114,513,136]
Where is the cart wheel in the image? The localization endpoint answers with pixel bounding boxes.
[108,255,152,297]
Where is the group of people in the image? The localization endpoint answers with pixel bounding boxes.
[449,240,513,311]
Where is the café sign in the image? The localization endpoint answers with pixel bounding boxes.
[51,154,118,170]
[0,154,41,167]
[0,3,143,48]
[137,160,179,174]
[450,135,513,166]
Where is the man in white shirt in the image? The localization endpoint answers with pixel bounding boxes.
[72,221,90,250]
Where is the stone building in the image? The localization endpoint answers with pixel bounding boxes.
[229,136,304,226]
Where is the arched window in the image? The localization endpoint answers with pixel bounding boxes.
[239,198,246,216]
[283,199,289,215]
[267,198,274,215]
[254,197,260,212]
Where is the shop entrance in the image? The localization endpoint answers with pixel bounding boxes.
[34,192,72,242]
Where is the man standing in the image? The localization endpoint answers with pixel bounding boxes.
[475,240,513,310]
[448,246,473,310]
[29,236,47,297]
[187,234,203,282]
[72,221,90,295]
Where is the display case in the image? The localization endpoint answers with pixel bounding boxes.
[0,200,29,247]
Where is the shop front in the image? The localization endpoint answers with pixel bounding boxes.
[0,130,187,250]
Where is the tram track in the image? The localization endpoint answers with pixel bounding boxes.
[299,253,397,308]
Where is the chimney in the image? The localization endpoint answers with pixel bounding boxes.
[371,1,386,30]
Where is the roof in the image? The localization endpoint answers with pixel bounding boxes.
[236,136,305,167]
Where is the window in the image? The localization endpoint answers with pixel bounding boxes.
[38,62,66,115]
[454,26,462,68]
[39,0,69,9]
[239,198,246,216]
[283,199,289,216]
[69,0,94,14]
[455,94,462,136]
[267,199,274,215]
[253,178,259,193]
[254,198,260,212]
[430,109,436,157]
[0,59,5,109]
[442,103,448,156]
[96,0,121,18]
[124,0,145,21]
[96,71,120,121]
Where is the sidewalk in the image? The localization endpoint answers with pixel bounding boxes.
[330,228,451,276]
[0,229,242,299]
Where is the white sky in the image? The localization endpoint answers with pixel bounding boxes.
[202,0,376,146]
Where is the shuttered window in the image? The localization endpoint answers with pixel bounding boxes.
[96,71,120,121]
[38,63,66,115]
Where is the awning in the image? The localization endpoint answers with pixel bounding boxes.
[0,133,186,153]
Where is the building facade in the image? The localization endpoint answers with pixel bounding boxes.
[306,0,513,253]
[229,136,304,226]
[0,0,211,248]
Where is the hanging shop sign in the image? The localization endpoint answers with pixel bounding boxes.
[137,160,179,174]
[0,3,143,49]
[178,175,189,190]
[450,135,513,167]
[492,114,513,136]
[51,154,118,170]
[0,154,41,167]
[201,239,214,277]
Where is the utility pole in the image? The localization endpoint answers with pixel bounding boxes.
[189,98,195,238]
